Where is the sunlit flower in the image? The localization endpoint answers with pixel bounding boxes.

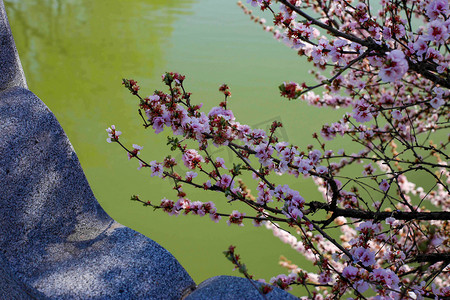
[379,50,409,82]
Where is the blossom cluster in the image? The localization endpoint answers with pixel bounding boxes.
[109,0,450,298]
[112,70,449,298]
[106,125,121,143]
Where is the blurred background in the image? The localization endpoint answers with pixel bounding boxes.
[5,0,346,295]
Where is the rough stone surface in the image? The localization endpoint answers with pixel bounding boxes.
[0,85,196,299]
[0,0,26,91]
[185,276,299,300]
[0,252,47,299]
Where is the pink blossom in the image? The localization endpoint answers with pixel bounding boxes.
[148,94,160,101]
[190,115,210,140]
[216,174,234,189]
[152,117,165,134]
[316,165,328,175]
[160,198,178,216]
[359,129,374,140]
[342,266,359,280]
[370,269,400,290]
[106,125,122,143]
[432,284,450,298]
[430,96,445,109]
[254,143,274,166]
[426,0,449,20]
[385,217,397,226]
[379,179,390,192]
[210,213,221,223]
[185,171,198,182]
[352,99,373,123]
[272,184,288,201]
[437,62,448,73]
[227,210,245,226]
[331,121,348,136]
[413,37,429,56]
[288,189,305,207]
[356,220,381,234]
[384,248,406,262]
[379,93,395,105]
[137,160,147,170]
[352,247,376,267]
[425,47,443,62]
[175,198,191,211]
[182,149,204,169]
[208,106,235,121]
[427,20,449,44]
[190,201,206,216]
[269,273,294,290]
[127,144,143,160]
[308,149,322,163]
[354,280,369,293]
[248,129,266,143]
[252,218,264,227]
[202,201,216,214]
[311,45,328,66]
[391,110,403,120]
[280,81,301,99]
[318,271,332,284]
[275,161,289,175]
[257,184,273,205]
[283,36,306,50]
[203,180,212,189]
[434,86,445,97]
[215,157,227,169]
[246,0,263,8]
[298,159,313,174]
[285,207,303,221]
[279,146,299,162]
[149,161,164,178]
[382,26,392,40]
[359,249,376,267]
[379,50,409,82]
[362,163,376,176]
[275,141,289,153]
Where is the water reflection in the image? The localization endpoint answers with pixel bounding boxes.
[5,0,195,163]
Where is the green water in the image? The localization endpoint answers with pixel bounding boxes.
[6,0,344,294]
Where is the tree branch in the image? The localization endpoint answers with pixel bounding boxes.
[307,201,450,221]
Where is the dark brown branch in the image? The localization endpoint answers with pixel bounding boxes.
[277,0,373,47]
[307,201,450,221]
[412,253,450,264]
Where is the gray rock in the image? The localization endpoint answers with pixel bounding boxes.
[0,0,26,91]
[0,85,196,300]
[0,251,47,299]
[185,276,299,300]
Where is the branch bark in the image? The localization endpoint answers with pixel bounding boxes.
[307,201,450,221]
[412,253,450,263]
